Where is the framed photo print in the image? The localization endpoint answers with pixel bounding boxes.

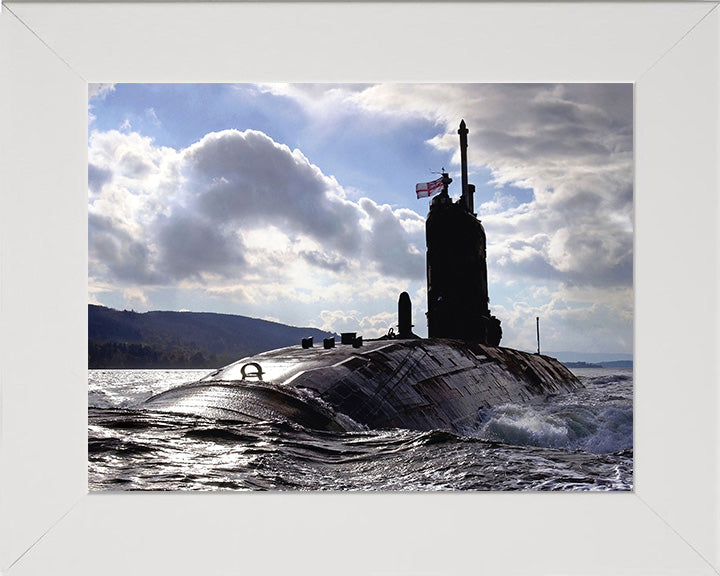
[1,2,718,575]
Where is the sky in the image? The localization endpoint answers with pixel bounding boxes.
[88,83,633,356]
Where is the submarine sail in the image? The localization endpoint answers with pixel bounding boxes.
[144,120,580,433]
[426,120,501,345]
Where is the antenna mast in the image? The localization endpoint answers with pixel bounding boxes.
[458,119,473,213]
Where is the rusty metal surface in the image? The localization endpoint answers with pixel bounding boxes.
[144,338,581,433]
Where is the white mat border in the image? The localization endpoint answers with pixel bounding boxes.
[1,3,718,574]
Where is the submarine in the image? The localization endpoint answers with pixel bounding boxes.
[144,120,581,433]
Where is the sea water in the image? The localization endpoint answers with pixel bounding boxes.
[88,367,633,491]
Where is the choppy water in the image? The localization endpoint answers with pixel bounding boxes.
[88,367,633,491]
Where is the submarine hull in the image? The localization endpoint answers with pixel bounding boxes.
[144,122,583,435]
[144,339,581,433]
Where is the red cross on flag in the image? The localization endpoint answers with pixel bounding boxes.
[415,177,444,199]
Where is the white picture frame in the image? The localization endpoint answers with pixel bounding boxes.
[1,2,718,575]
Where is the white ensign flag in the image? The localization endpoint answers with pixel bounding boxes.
[415,177,444,199]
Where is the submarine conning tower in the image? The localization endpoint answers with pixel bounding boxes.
[425,120,502,346]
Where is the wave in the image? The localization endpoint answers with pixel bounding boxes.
[471,400,633,454]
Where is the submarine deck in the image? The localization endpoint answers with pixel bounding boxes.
[144,338,581,433]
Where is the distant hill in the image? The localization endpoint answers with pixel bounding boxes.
[548,351,633,365]
[563,361,602,369]
[597,360,633,369]
[563,360,633,369]
[88,304,336,369]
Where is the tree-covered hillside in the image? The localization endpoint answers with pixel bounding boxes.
[88,304,336,368]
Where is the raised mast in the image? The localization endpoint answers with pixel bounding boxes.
[458,119,473,214]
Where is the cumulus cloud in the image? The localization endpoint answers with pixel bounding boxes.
[345,83,634,293]
[88,84,117,125]
[88,83,116,101]
[88,127,426,320]
[493,284,633,354]
[256,83,370,119]
[358,198,424,278]
[183,130,361,254]
[318,309,397,337]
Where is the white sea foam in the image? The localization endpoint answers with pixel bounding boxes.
[472,372,633,454]
[88,369,210,408]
